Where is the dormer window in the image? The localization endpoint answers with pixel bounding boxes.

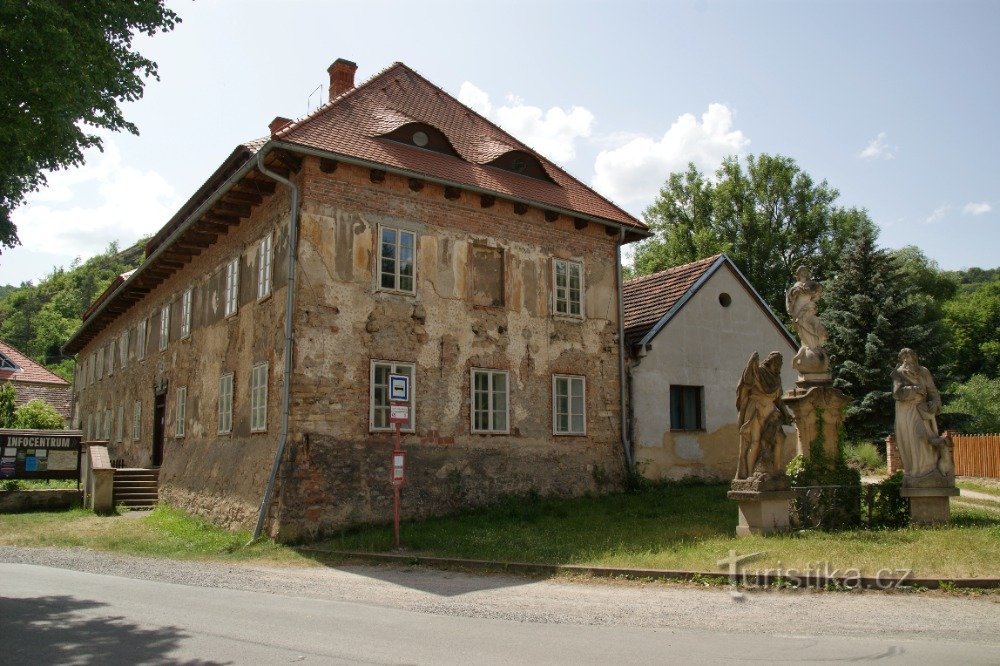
[0,352,19,371]
[486,150,555,183]
[381,122,460,158]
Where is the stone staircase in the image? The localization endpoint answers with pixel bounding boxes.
[113,468,160,511]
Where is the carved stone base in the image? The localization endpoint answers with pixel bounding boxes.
[782,385,851,459]
[901,486,959,526]
[727,488,795,537]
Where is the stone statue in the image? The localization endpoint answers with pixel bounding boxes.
[892,348,954,483]
[735,351,794,480]
[786,266,830,377]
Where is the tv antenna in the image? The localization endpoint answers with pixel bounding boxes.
[307,84,324,114]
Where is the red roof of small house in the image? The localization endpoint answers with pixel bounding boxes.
[273,61,645,233]
[623,254,798,350]
[0,340,69,386]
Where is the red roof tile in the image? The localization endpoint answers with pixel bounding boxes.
[623,255,722,345]
[275,62,645,231]
[0,340,69,386]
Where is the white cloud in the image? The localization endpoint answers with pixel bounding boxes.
[11,138,179,259]
[859,132,895,160]
[925,205,951,224]
[963,201,992,215]
[591,104,749,205]
[457,82,594,164]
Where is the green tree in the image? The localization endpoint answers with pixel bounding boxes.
[634,154,875,318]
[0,1,180,250]
[942,375,1000,433]
[941,279,1000,381]
[821,226,935,440]
[0,382,15,428]
[12,399,65,430]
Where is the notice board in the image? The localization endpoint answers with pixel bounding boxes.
[0,429,83,482]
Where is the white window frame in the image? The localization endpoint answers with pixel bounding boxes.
[115,405,124,443]
[180,288,192,339]
[119,329,129,368]
[369,360,416,433]
[470,368,510,434]
[132,400,141,441]
[257,234,273,300]
[175,386,186,438]
[136,318,147,360]
[159,304,170,351]
[377,225,417,294]
[250,362,268,432]
[552,258,584,318]
[552,375,587,436]
[225,258,240,317]
[218,372,234,434]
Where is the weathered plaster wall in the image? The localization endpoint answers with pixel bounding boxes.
[632,265,798,481]
[73,185,294,529]
[274,158,625,540]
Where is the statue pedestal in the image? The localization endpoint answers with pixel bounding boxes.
[728,476,793,537]
[901,485,959,526]
[783,382,850,459]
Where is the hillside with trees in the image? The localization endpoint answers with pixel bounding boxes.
[0,241,145,380]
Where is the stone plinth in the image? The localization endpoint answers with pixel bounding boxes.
[728,476,794,537]
[901,485,959,526]
[782,384,851,459]
[727,489,796,537]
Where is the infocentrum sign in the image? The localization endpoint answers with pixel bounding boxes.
[0,429,83,482]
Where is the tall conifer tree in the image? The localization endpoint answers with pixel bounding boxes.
[821,226,933,440]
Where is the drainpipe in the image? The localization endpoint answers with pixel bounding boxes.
[251,148,300,541]
[616,229,634,474]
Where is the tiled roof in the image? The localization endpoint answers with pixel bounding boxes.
[275,62,645,231]
[0,340,70,386]
[623,255,722,346]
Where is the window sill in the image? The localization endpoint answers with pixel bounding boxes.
[257,291,272,304]
[554,431,588,437]
[551,313,585,322]
[375,287,417,299]
[371,428,416,435]
[471,431,510,436]
[669,428,706,433]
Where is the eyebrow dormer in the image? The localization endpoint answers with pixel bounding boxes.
[381,122,460,158]
[486,150,556,184]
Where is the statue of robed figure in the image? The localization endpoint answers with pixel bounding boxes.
[736,351,794,479]
[892,348,954,482]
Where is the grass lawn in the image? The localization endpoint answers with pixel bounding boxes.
[318,483,1000,579]
[957,480,1000,499]
[1,484,998,580]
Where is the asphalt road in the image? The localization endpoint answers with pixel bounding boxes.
[2,558,999,665]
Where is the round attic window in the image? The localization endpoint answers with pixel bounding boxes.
[412,130,429,147]
[719,292,732,307]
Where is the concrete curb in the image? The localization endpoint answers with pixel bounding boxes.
[299,549,1000,591]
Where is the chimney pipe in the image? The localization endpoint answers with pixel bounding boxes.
[327,58,358,100]
[269,116,292,137]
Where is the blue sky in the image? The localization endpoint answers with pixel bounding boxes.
[4,0,997,285]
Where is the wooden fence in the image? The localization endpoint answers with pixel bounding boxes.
[948,433,1000,478]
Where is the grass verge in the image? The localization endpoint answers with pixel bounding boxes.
[957,480,1000,498]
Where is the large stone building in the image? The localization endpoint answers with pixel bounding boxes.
[65,59,648,540]
[624,255,798,480]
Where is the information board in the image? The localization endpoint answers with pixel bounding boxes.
[0,430,83,482]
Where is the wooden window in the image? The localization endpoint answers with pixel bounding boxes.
[670,385,704,431]
[175,386,186,438]
[378,226,416,293]
[119,329,129,368]
[159,304,170,351]
[250,363,268,432]
[132,400,141,441]
[180,288,192,338]
[553,259,583,317]
[225,258,240,316]
[115,405,124,443]
[218,372,234,434]
[257,234,273,300]
[108,340,115,376]
[136,319,147,360]
[369,361,414,432]
[553,375,586,435]
[104,409,111,440]
[471,369,509,434]
[96,347,104,380]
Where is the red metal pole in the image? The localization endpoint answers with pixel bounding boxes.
[393,421,401,549]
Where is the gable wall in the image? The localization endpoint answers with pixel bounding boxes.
[631,265,798,480]
[275,157,626,540]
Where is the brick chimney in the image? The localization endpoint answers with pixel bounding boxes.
[269,116,292,137]
[327,58,358,100]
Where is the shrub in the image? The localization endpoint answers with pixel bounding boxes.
[843,441,885,472]
[12,399,66,430]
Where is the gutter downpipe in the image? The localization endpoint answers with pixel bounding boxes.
[616,229,634,474]
[252,148,299,541]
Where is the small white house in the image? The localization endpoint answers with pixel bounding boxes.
[624,254,798,480]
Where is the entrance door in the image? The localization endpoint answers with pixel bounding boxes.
[152,390,166,467]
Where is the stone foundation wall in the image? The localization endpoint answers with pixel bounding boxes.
[0,489,81,513]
